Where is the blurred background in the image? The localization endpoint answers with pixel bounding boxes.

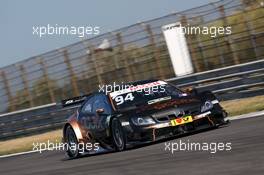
[0,0,263,113]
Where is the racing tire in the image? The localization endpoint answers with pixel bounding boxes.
[65,125,80,158]
[111,118,126,151]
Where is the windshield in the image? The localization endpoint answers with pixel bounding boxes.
[109,81,185,110]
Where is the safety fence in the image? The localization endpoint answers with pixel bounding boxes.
[0,0,263,113]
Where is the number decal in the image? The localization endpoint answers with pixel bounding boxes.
[114,93,134,105]
[115,96,124,105]
[125,93,134,101]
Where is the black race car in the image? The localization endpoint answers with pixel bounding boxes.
[62,80,228,158]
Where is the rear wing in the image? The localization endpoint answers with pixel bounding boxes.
[61,94,90,107]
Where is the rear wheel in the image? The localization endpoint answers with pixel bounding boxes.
[65,126,80,158]
[111,118,126,151]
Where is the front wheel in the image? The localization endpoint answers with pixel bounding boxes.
[65,125,80,158]
[111,118,126,151]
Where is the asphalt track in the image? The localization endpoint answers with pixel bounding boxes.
[0,116,264,175]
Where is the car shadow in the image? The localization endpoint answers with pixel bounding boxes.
[62,124,229,161]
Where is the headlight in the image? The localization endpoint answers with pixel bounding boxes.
[201,100,213,112]
[131,116,156,126]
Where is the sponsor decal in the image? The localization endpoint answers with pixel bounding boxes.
[138,98,199,112]
[121,122,130,126]
[211,99,219,104]
[179,93,188,97]
[194,111,211,120]
[148,96,171,105]
[170,115,193,126]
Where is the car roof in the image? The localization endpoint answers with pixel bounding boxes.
[125,79,160,86]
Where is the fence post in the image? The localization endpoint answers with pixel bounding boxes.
[116,32,133,82]
[18,64,34,107]
[81,41,93,79]
[240,2,259,60]
[84,42,104,85]
[62,49,80,97]
[218,5,240,65]
[195,35,209,70]
[212,34,226,67]
[144,23,165,79]
[0,70,15,111]
[180,15,202,72]
[38,58,55,103]
[187,16,209,71]
[87,45,103,85]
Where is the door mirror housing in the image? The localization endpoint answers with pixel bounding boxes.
[96,108,104,114]
[184,86,197,95]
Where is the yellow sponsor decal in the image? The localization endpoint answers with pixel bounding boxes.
[170,116,193,126]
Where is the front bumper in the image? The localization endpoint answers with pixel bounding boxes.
[129,109,228,142]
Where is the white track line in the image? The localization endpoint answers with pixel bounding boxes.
[227,110,264,121]
[0,150,40,158]
[1,110,264,159]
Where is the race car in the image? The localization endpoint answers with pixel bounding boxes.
[62,79,229,158]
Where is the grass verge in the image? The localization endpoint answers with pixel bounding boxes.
[220,95,264,116]
[0,130,61,156]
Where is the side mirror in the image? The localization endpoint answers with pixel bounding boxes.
[184,86,193,93]
[96,108,104,114]
[184,86,197,95]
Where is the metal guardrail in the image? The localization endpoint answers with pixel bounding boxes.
[168,59,264,100]
[0,59,263,140]
[0,0,263,114]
